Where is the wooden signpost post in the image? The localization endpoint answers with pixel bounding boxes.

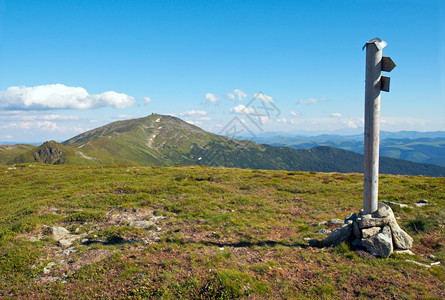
[363,38,396,214]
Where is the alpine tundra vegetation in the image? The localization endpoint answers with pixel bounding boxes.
[0,164,443,298]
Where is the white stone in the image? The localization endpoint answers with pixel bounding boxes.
[362,227,381,239]
[129,220,155,229]
[51,226,70,241]
[329,219,343,225]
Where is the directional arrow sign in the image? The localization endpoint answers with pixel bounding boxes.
[381,76,391,92]
[382,56,396,72]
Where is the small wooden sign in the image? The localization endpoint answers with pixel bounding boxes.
[381,76,391,92]
[382,56,396,72]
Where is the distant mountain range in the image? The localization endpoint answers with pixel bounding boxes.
[250,131,445,167]
[1,114,444,176]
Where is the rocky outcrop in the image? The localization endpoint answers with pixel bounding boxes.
[323,203,413,257]
[37,142,64,164]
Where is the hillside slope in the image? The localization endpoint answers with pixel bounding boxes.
[0,144,36,164]
[62,114,445,176]
[3,114,445,176]
[8,141,104,165]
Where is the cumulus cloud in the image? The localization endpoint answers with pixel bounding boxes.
[180,110,207,117]
[142,96,152,104]
[0,84,136,110]
[2,121,62,132]
[276,118,288,123]
[229,104,255,114]
[0,113,80,121]
[203,93,218,104]
[298,97,329,104]
[330,113,342,118]
[254,92,274,103]
[227,89,248,101]
[290,110,302,116]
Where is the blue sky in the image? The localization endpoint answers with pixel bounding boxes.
[0,0,444,143]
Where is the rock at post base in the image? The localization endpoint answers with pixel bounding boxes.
[323,202,413,257]
[362,226,380,239]
[388,219,413,249]
[357,214,391,229]
[372,203,392,218]
[323,223,352,247]
[362,225,393,257]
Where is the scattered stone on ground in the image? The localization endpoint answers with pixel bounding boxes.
[129,220,156,229]
[405,259,441,268]
[394,249,415,256]
[317,228,331,234]
[49,226,84,248]
[329,219,343,225]
[25,206,166,285]
[323,203,414,258]
[383,201,410,208]
[414,199,429,207]
[383,199,431,209]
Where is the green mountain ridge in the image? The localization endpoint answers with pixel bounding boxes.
[1,114,445,176]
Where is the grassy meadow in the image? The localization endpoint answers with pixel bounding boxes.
[0,164,444,299]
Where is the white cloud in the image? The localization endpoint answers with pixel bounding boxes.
[180,110,207,117]
[298,97,329,104]
[229,104,255,114]
[186,120,203,126]
[254,92,274,103]
[204,93,218,104]
[330,113,342,118]
[2,121,62,132]
[227,89,248,101]
[260,116,271,124]
[227,93,236,101]
[0,84,136,110]
[116,114,132,119]
[0,113,80,121]
[290,110,301,116]
[347,119,363,129]
[276,118,288,123]
[142,96,152,104]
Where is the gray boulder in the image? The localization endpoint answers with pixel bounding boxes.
[388,219,413,249]
[357,214,391,229]
[362,226,381,239]
[352,221,361,239]
[372,203,392,218]
[344,213,357,224]
[362,225,393,257]
[323,223,352,247]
